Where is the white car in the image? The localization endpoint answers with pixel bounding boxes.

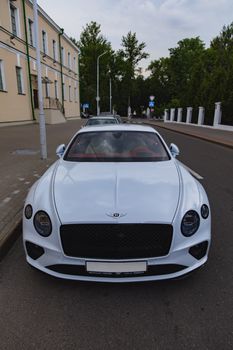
[23,125,211,282]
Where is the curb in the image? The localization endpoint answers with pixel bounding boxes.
[143,122,233,150]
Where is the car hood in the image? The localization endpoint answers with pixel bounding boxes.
[53,161,180,224]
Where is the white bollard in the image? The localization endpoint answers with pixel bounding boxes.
[164,109,169,122]
[186,107,193,124]
[170,108,175,122]
[213,102,222,126]
[198,107,205,125]
[177,108,183,122]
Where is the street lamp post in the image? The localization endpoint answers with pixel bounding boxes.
[96,51,107,116]
[33,0,47,159]
[109,70,112,114]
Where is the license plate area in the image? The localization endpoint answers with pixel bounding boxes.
[86,261,147,274]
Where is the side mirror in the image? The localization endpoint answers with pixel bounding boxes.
[56,144,66,158]
[170,143,180,158]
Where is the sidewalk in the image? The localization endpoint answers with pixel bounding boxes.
[0,119,84,259]
[0,118,232,258]
[144,120,233,149]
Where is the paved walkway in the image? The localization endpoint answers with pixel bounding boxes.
[0,119,84,258]
[0,118,232,258]
[143,120,233,149]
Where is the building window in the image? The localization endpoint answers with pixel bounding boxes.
[52,40,57,61]
[42,30,47,54]
[10,4,18,36]
[28,19,34,46]
[68,52,71,69]
[45,82,49,98]
[62,82,66,100]
[61,47,65,65]
[69,85,72,101]
[54,80,58,99]
[0,60,6,91]
[73,56,76,72]
[74,87,77,102]
[16,66,23,94]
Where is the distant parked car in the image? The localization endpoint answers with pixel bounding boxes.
[84,116,119,126]
[23,124,211,282]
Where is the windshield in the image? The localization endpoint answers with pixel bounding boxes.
[64,131,170,162]
[86,118,117,126]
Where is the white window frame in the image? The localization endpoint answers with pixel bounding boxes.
[0,60,7,91]
[42,30,48,55]
[61,47,65,66]
[74,86,77,102]
[52,39,57,61]
[54,80,59,99]
[28,18,34,46]
[62,80,66,100]
[9,2,21,38]
[16,66,24,94]
[68,52,71,69]
[73,56,76,72]
[69,85,72,101]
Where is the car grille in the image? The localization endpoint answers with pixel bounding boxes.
[60,224,173,259]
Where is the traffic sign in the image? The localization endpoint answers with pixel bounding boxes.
[149,95,155,101]
[83,103,89,109]
[149,101,155,107]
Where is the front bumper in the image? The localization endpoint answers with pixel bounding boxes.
[24,238,209,282]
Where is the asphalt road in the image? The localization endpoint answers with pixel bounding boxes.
[0,126,233,350]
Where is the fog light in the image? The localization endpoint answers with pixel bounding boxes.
[189,241,208,260]
[201,204,209,219]
[25,241,44,260]
[25,204,33,219]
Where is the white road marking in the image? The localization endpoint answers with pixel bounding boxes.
[3,197,11,203]
[12,190,20,195]
[178,161,203,180]
[33,174,40,178]
[18,177,25,181]
[24,181,30,185]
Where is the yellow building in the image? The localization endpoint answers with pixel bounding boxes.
[0,0,80,125]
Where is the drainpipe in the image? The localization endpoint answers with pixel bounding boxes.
[22,0,35,120]
[77,48,81,118]
[58,28,65,115]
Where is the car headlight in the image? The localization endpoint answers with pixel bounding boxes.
[33,211,52,237]
[181,210,200,237]
[25,204,33,219]
[201,204,209,219]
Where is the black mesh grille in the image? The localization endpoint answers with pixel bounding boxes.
[60,224,173,259]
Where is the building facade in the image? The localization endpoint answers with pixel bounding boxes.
[0,0,80,124]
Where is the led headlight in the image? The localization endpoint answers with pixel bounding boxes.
[201,204,209,219]
[181,210,200,237]
[25,204,33,219]
[33,211,52,237]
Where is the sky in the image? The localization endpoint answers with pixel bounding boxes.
[38,0,233,74]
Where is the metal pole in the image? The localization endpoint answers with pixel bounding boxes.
[96,51,107,116]
[109,76,112,114]
[33,0,47,159]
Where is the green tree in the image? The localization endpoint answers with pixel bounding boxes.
[118,31,149,113]
[72,21,113,113]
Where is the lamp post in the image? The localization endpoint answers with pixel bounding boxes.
[96,51,107,116]
[33,0,47,159]
[109,69,112,114]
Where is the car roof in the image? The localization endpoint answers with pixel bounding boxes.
[88,116,116,120]
[78,124,158,134]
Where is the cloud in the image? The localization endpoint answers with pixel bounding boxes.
[38,0,233,72]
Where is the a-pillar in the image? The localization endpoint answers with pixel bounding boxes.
[170,108,175,122]
[213,102,222,126]
[186,107,193,124]
[177,108,183,122]
[198,107,205,125]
